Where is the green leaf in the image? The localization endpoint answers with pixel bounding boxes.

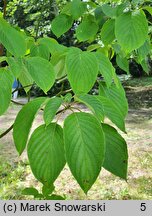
[63,93,72,103]
[47,194,65,200]
[13,97,46,155]
[78,93,126,132]
[51,14,73,38]
[102,3,127,18]
[102,124,128,179]
[87,44,101,52]
[77,94,104,121]
[43,97,63,126]
[141,59,150,74]
[51,53,67,79]
[22,187,39,196]
[7,57,22,77]
[115,10,148,52]
[42,185,55,197]
[102,4,117,18]
[70,0,87,19]
[76,16,98,41]
[0,68,13,115]
[63,112,105,193]
[142,6,152,15]
[99,82,128,118]
[0,17,26,57]
[137,40,151,62]
[100,19,115,45]
[27,123,66,186]
[94,6,107,28]
[95,52,114,87]
[38,37,67,54]
[25,57,55,93]
[66,48,98,94]
[30,43,50,60]
[18,62,33,93]
[116,55,129,74]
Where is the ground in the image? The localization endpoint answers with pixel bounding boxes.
[0,77,152,200]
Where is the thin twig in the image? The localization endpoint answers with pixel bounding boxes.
[12,84,33,94]
[0,124,13,139]
[56,89,72,97]
[70,107,82,112]
[3,0,7,18]
[11,100,25,106]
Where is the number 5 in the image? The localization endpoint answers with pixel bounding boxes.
[140,203,146,211]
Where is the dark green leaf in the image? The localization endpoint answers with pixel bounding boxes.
[100,19,115,45]
[43,97,63,126]
[116,55,129,74]
[77,94,104,121]
[22,187,39,196]
[27,123,66,186]
[99,82,128,118]
[70,0,87,19]
[0,17,26,57]
[0,68,14,115]
[25,57,55,93]
[42,185,55,197]
[13,97,46,155]
[95,52,115,87]
[115,10,148,52]
[51,14,73,38]
[66,48,98,94]
[102,124,128,179]
[76,16,98,41]
[64,112,105,193]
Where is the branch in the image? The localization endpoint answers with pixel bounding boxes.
[11,99,25,106]
[12,84,33,94]
[0,101,71,139]
[56,88,72,97]
[0,124,13,139]
[3,0,7,18]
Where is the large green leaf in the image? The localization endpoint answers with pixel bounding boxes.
[95,52,115,87]
[115,10,148,52]
[43,97,63,126]
[102,124,128,180]
[0,68,13,115]
[0,17,26,57]
[13,97,46,155]
[102,4,117,18]
[102,3,127,18]
[70,0,87,19]
[77,94,104,121]
[18,62,33,93]
[78,94,125,132]
[28,123,66,186]
[30,43,50,60]
[51,14,73,38]
[66,48,98,94]
[137,40,151,62]
[100,19,115,45]
[51,52,67,79]
[7,57,23,77]
[99,82,128,118]
[25,57,55,93]
[38,37,67,54]
[63,112,105,193]
[76,16,98,41]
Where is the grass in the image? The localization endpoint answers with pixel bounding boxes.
[0,152,151,200]
[124,76,152,87]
